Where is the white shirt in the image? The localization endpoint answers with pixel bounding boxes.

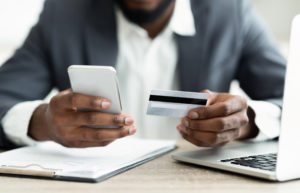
[1,0,281,146]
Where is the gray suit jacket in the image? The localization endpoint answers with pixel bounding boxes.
[0,0,286,148]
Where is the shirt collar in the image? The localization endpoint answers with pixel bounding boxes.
[116,0,196,38]
[170,0,196,36]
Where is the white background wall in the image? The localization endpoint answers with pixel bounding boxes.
[251,0,300,41]
[0,0,45,63]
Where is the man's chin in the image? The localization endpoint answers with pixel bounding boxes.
[126,0,156,8]
[115,0,174,25]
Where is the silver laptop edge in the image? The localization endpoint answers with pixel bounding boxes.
[276,15,300,181]
[172,15,300,182]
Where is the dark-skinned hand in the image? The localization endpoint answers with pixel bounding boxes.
[29,89,136,148]
[177,90,258,147]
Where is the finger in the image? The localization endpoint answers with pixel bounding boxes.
[68,112,134,127]
[50,89,111,111]
[177,124,240,147]
[183,110,248,133]
[215,142,229,147]
[188,129,240,146]
[200,89,220,106]
[67,125,137,142]
[64,140,115,148]
[188,96,247,120]
[177,125,212,147]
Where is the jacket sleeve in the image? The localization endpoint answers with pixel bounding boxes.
[236,0,286,107]
[0,0,55,148]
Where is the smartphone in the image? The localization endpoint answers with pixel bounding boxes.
[68,65,122,114]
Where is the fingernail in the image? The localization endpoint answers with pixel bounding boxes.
[182,127,188,135]
[189,112,199,119]
[176,125,182,132]
[101,101,110,109]
[184,120,189,128]
[129,127,136,135]
[178,125,188,134]
[125,117,134,125]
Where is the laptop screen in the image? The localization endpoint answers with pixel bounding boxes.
[277,15,300,181]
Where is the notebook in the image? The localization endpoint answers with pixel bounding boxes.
[0,138,176,183]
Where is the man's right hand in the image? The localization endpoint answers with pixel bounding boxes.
[28,89,136,148]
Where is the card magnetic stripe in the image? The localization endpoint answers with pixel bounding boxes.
[149,95,207,105]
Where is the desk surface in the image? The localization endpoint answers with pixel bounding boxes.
[1,140,300,193]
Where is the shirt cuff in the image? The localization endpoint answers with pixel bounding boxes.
[248,100,281,142]
[1,101,45,146]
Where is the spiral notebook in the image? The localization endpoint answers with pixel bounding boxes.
[0,138,176,183]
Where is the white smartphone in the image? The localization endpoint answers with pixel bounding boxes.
[68,65,122,114]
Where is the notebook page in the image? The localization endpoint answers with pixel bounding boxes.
[0,138,175,178]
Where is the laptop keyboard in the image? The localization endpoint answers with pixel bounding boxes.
[220,153,277,171]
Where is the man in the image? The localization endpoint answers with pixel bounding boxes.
[0,0,286,148]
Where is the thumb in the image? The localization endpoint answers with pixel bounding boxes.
[200,89,218,106]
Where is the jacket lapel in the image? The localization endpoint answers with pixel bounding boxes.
[85,0,118,67]
[84,0,210,92]
[176,0,210,92]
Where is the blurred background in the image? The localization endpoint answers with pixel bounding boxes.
[0,0,44,64]
[0,0,299,93]
[1,0,300,64]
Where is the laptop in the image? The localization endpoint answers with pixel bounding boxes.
[172,15,300,182]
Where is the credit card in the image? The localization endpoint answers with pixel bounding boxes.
[147,90,208,118]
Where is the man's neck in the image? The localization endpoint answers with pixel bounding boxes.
[141,1,175,39]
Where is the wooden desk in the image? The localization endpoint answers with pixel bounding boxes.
[1,140,300,193]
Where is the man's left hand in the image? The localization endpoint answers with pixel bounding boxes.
[177,90,259,147]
